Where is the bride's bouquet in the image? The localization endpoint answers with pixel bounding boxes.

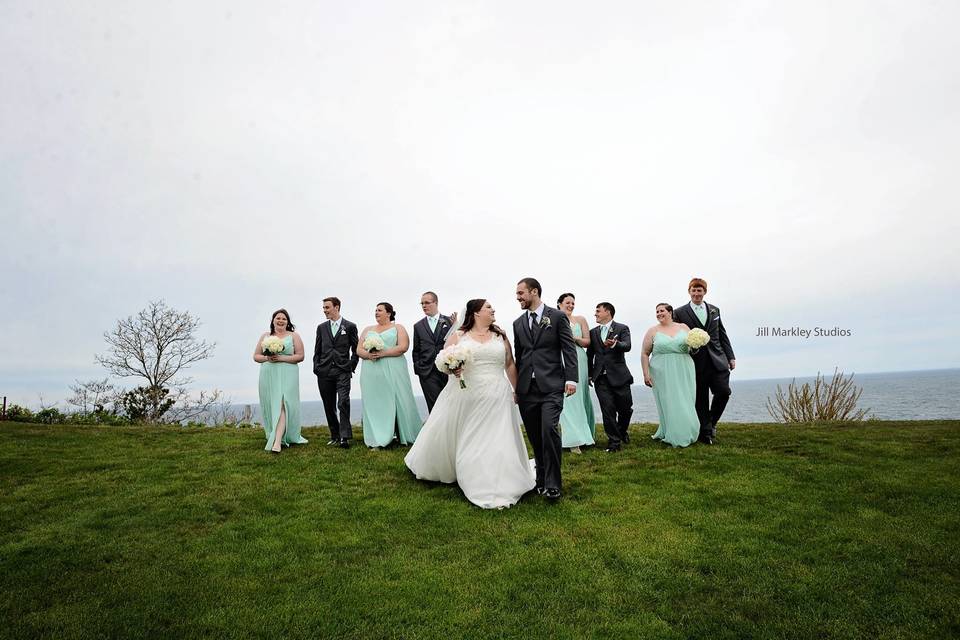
[261,335,285,356]
[363,334,386,353]
[435,343,474,389]
[685,328,710,353]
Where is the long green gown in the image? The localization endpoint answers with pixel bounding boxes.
[359,327,423,447]
[258,334,308,451]
[650,330,700,447]
[560,321,596,447]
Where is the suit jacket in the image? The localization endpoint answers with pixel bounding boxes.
[512,306,578,396]
[412,315,452,377]
[587,321,634,387]
[672,302,735,372]
[313,318,359,377]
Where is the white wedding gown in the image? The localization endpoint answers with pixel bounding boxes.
[404,334,536,509]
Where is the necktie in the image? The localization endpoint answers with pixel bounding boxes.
[601,325,609,341]
[694,305,707,325]
[331,322,339,337]
[530,311,539,331]
[429,316,437,331]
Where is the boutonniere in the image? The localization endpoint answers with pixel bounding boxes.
[340,329,347,336]
[539,315,551,329]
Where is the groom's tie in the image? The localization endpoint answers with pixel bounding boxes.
[529,311,539,333]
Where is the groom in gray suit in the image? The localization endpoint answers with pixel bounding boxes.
[513,277,578,501]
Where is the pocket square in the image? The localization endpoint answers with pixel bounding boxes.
[340,330,347,336]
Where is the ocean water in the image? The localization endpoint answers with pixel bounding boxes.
[239,368,959,426]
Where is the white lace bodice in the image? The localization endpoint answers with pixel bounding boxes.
[459,334,507,384]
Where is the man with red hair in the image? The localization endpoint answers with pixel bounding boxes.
[672,278,736,445]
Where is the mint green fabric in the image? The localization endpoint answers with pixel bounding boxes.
[258,335,307,450]
[694,305,707,325]
[359,327,423,447]
[650,331,699,447]
[560,321,596,447]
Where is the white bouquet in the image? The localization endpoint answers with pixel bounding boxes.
[363,334,385,353]
[435,343,474,389]
[686,328,710,353]
[261,335,285,355]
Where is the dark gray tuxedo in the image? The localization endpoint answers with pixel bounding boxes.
[412,314,453,412]
[672,302,735,438]
[313,318,359,440]
[587,321,634,448]
[513,305,578,492]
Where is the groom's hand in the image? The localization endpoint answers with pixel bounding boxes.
[729,359,736,370]
[564,383,576,396]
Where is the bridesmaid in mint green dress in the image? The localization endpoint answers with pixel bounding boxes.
[641,303,700,447]
[358,302,423,448]
[254,309,309,453]
[556,293,596,451]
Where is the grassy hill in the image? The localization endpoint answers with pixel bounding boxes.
[1,421,958,639]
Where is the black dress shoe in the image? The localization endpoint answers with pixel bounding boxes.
[544,488,561,500]
[339,438,351,449]
[698,435,714,445]
[535,486,545,496]
[326,439,338,446]
[622,432,631,444]
[604,445,621,453]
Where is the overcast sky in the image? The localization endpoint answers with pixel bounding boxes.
[2,1,958,407]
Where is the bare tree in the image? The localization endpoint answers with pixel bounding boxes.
[766,368,871,423]
[204,394,240,426]
[96,300,218,422]
[67,378,115,415]
[166,388,225,423]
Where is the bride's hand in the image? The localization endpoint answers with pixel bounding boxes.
[451,367,462,378]
[513,392,518,404]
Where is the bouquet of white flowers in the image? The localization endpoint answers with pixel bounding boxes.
[363,334,386,353]
[685,328,710,353]
[261,335,285,355]
[435,343,474,388]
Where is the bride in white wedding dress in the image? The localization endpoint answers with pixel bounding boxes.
[404,299,536,508]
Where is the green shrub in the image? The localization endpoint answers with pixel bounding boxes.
[3,404,34,422]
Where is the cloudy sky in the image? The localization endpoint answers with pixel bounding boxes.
[2,1,958,407]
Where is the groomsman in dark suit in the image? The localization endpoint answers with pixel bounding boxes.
[313,296,359,448]
[672,277,735,445]
[587,302,634,452]
[412,292,455,412]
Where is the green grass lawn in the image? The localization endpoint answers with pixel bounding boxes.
[1,420,958,639]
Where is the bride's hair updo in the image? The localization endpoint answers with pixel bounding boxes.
[377,302,396,321]
[460,298,506,339]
